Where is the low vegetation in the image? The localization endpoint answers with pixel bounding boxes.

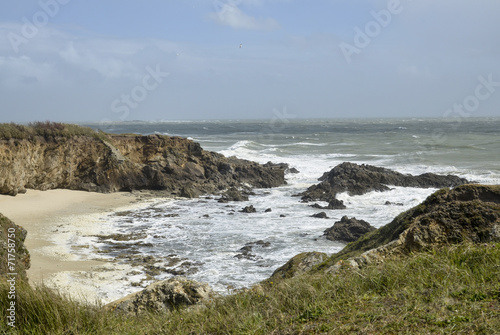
[1,242,499,334]
[0,121,108,142]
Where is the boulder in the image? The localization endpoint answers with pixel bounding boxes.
[240,205,257,213]
[268,252,328,281]
[311,212,329,219]
[217,187,249,202]
[323,216,376,242]
[106,277,215,315]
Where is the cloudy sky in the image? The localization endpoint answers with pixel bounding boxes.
[0,0,499,123]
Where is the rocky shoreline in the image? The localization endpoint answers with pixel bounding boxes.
[1,123,499,316]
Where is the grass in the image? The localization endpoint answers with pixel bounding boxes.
[1,242,499,334]
[0,121,109,142]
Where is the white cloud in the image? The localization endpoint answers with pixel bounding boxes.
[208,3,280,30]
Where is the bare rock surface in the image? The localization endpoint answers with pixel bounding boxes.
[324,216,376,243]
[106,277,215,315]
[268,251,328,282]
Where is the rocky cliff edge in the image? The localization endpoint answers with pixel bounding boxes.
[0,122,286,196]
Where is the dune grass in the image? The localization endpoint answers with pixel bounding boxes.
[1,242,499,334]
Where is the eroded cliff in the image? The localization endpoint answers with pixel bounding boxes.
[0,123,286,196]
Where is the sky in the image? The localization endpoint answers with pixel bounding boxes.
[0,0,499,123]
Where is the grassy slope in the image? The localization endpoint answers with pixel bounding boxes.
[1,242,499,334]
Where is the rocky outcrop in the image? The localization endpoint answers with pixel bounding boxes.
[0,214,30,281]
[324,216,376,243]
[270,184,499,282]
[320,184,500,272]
[106,277,215,315]
[268,252,328,282]
[299,162,468,203]
[0,124,286,196]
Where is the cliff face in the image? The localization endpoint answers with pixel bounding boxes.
[0,132,286,196]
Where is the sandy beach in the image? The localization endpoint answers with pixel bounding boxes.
[0,189,149,302]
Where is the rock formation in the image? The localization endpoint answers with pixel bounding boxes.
[271,184,500,281]
[0,213,30,281]
[0,123,286,196]
[322,184,500,272]
[323,216,376,243]
[268,252,328,282]
[299,162,469,203]
[106,277,215,315]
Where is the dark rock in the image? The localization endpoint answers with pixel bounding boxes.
[240,205,257,213]
[253,240,271,247]
[299,162,469,203]
[286,167,300,174]
[265,208,272,213]
[324,216,376,243]
[218,187,249,202]
[179,184,201,198]
[312,212,329,219]
[385,201,403,206]
[280,214,287,218]
[309,199,346,210]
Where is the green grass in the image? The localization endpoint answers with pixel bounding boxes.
[0,121,109,142]
[1,242,499,334]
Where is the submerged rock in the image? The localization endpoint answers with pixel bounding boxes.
[309,199,346,210]
[311,212,329,219]
[218,187,249,202]
[323,216,376,243]
[240,205,257,213]
[106,277,215,315]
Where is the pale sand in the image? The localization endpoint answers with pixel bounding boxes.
[0,189,149,302]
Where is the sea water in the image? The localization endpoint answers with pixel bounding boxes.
[56,118,499,303]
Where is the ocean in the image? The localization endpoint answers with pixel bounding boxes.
[59,118,499,303]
